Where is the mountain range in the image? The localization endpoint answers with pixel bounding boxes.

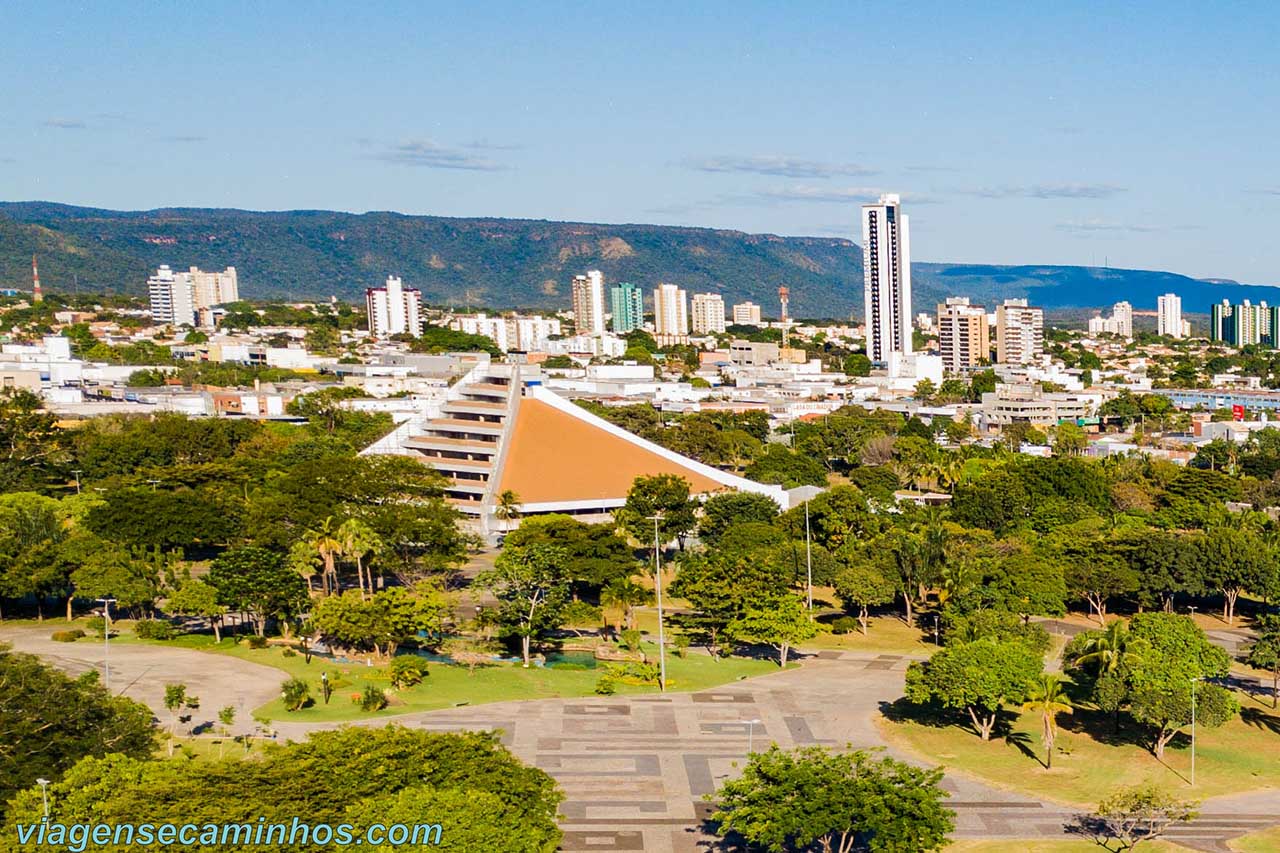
[2,201,1276,317]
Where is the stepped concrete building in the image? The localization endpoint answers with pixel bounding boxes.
[365,360,785,537]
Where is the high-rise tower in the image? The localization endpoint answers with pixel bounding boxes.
[861,194,912,362]
[31,256,43,303]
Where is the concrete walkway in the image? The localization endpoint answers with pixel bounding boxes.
[5,627,1277,851]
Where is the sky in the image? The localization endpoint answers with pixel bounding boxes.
[3,1,1280,284]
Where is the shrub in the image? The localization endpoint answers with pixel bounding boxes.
[280,677,311,711]
[357,685,388,712]
[281,647,297,658]
[389,655,430,688]
[134,619,176,640]
[86,616,107,638]
[672,634,691,658]
[594,675,617,695]
[607,662,661,685]
[620,628,642,652]
[246,635,268,649]
[51,630,84,643]
[831,616,860,635]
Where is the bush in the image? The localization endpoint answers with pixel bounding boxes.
[133,619,177,640]
[831,616,860,635]
[357,685,388,712]
[594,675,617,695]
[672,634,691,658]
[281,677,311,711]
[607,662,661,685]
[246,635,268,649]
[281,647,297,658]
[620,628,642,652]
[389,656,430,688]
[51,630,84,643]
[85,616,107,638]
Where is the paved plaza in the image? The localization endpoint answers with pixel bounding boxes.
[5,627,1278,851]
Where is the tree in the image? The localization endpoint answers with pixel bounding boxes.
[162,683,192,757]
[1192,527,1270,625]
[336,517,381,600]
[904,639,1042,740]
[0,388,66,492]
[744,444,829,489]
[1245,613,1280,708]
[614,474,698,549]
[669,551,791,657]
[216,705,236,758]
[728,594,817,667]
[832,552,896,634]
[205,547,308,637]
[698,491,780,546]
[165,578,226,641]
[600,577,652,631]
[306,516,344,596]
[1065,555,1139,625]
[69,547,161,616]
[1052,421,1088,457]
[309,585,449,658]
[286,539,320,594]
[84,487,242,551]
[1021,674,1072,769]
[503,514,638,594]
[1084,783,1198,851]
[1067,620,1147,677]
[475,544,572,666]
[494,489,522,526]
[0,645,155,809]
[710,745,954,853]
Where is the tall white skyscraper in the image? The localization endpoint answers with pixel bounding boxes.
[147,264,238,327]
[691,293,727,334]
[861,193,912,362]
[653,283,689,339]
[1158,293,1186,338]
[366,275,422,338]
[571,270,607,336]
[732,301,762,325]
[1087,301,1133,339]
[995,298,1045,364]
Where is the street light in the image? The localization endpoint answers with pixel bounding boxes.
[933,614,940,646]
[35,778,50,822]
[646,514,667,692]
[745,718,762,755]
[71,469,82,495]
[804,500,813,619]
[96,598,116,691]
[1190,676,1202,786]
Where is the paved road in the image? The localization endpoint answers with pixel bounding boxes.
[5,627,1277,851]
[0,626,281,735]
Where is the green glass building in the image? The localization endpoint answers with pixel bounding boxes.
[610,282,644,333]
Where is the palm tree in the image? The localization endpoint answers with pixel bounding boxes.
[306,517,343,596]
[1069,620,1147,676]
[601,577,653,631]
[1021,674,1073,769]
[494,490,522,529]
[337,518,381,600]
[286,540,319,595]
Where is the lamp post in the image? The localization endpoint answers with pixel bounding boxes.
[804,501,813,619]
[746,718,762,755]
[96,598,116,691]
[933,614,940,646]
[1190,676,1201,787]
[646,514,667,692]
[71,469,82,495]
[36,778,50,822]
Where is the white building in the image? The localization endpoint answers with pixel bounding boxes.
[691,293,727,334]
[571,270,607,336]
[1087,301,1134,339]
[366,275,422,339]
[862,194,912,362]
[653,283,689,340]
[995,299,1044,365]
[450,314,562,352]
[732,301,763,326]
[1158,293,1189,338]
[147,265,238,328]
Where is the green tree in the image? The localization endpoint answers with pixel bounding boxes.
[698,491,780,546]
[0,388,66,491]
[0,645,155,809]
[832,552,896,634]
[600,577,652,631]
[162,682,190,757]
[904,639,1043,740]
[475,544,572,666]
[669,551,791,657]
[1192,527,1270,625]
[306,516,344,596]
[309,585,448,658]
[205,547,308,637]
[710,745,954,853]
[336,517,382,599]
[1086,783,1198,852]
[728,594,817,667]
[1245,613,1280,708]
[1052,421,1088,456]
[1020,674,1072,769]
[165,578,226,641]
[615,474,698,549]
[503,514,638,594]
[744,444,829,488]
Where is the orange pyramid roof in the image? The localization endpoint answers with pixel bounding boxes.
[498,398,729,503]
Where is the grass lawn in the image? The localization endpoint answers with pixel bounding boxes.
[802,614,936,656]
[1231,826,1280,852]
[880,691,1280,806]
[143,634,783,723]
[947,841,1188,852]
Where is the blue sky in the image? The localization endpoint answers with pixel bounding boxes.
[4,1,1280,283]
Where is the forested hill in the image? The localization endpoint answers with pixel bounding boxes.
[3,201,1278,316]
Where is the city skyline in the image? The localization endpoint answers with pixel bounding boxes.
[4,3,1280,287]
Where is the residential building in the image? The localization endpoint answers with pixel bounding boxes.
[995,298,1044,364]
[1157,293,1189,338]
[1087,301,1133,339]
[1211,300,1277,347]
[653,283,689,341]
[691,293,727,334]
[729,340,780,367]
[366,275,422,338]
[571,270,607,336]
[147,264,238,328]
[861,193,912,362]
[148,265,197,327]
[733,301,763,326]
[450,314,562,352]
[936,297,989,372]
[609,282,644,333]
